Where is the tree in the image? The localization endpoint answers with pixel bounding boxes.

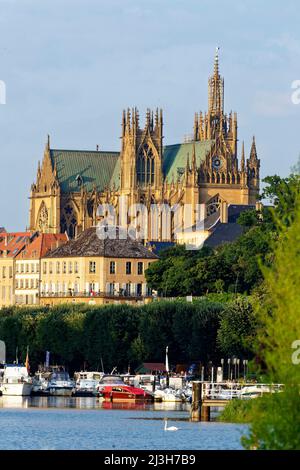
[261,174,300,227]
[217,296,258,358]
[242,190,300,450]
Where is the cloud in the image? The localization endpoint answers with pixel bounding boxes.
[253,90,299,117]
[268,33,300,61]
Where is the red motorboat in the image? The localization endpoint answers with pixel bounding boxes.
[97,375,153,402]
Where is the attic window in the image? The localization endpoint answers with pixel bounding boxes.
[76,175,83,187]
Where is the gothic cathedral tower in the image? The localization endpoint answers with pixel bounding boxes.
[120,108,163,206]
[194,47,259,205]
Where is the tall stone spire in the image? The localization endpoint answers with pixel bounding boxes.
[249,136,258,160]
[192,142,196,170]
[241,141,245,172]
[208,46,224,118]
[214,45,220,77]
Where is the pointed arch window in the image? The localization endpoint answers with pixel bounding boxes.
[137,144,155,185]
[37,202,49,231]
[60,204,78,238]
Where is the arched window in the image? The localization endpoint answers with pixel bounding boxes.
[137,144,155,185]
[37,201,49,231]
[60,204,78,238]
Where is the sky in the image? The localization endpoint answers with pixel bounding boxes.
[0,0,300,231]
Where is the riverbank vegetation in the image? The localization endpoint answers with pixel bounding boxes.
[0,296,255,372]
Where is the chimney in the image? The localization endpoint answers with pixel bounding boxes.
[256,201,263,212]
[220,202,228,224]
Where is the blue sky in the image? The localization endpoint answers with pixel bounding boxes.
[0,0,299,230]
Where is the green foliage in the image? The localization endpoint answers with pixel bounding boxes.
[218,396,263,424]
[242,387,300,450]
[146,225,271,297]
[237,209,261,228]
[241,190,300,449]
[261,174,300,227]
[0,299,230,372]
[217,297,258,358]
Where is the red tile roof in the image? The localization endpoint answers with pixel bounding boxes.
[0,232,34,258]
[16,233,68,260]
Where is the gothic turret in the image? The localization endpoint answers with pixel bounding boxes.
[120,108,163,195]
[247,136,260,190]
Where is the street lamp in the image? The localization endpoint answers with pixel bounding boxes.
[243,359,248,381]
[165,346,169,388]
[221,358,224,382]
[233,358,237,381]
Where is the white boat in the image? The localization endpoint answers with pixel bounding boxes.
[0,364,32,396]
[75,379,99,397]
[73,371,103,397]
[154,388,184,403]
[32,371,49,395]
[238,384,272,399]
[46,370,75,396]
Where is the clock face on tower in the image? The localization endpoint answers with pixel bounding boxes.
[212,156,223,170]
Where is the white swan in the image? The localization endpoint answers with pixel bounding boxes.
[164,419,179,431]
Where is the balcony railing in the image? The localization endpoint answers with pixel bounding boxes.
[39,291,152,300]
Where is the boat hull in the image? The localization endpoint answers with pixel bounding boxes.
[74,390,99,397]
[1,383,32,396]
[47,387,74,397]
[99,386,153,402]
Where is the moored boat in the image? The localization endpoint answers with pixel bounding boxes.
[75,379,100,397]
[73,371,103,397]
[238,384,272,399]
[46,370,75,397]
[31,371,50,396]
[154,387,184,403]
[0,364,32,396]
[97,375,154,402]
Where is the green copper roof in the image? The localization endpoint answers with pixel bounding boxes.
[50,149,120,193]
[109,155,121,189]
[163,140,213,182]
[50,140,213,193]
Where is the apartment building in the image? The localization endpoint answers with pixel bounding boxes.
[0,232,35,308]
[15,233,67,306]
[39,227,158,306]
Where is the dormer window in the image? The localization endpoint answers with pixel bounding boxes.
[76,174,83,187]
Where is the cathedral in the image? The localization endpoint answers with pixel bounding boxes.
[29,50,260,242]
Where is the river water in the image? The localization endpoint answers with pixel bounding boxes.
[0,396,247,450]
